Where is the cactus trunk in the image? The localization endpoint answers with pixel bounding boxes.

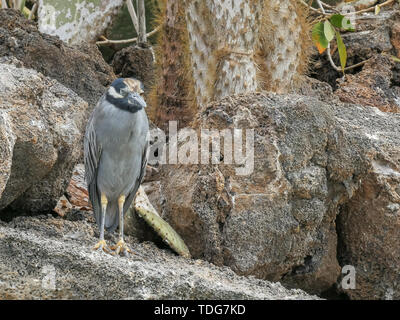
[150,0,311,129]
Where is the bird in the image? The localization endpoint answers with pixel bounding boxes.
[84,78,149,256]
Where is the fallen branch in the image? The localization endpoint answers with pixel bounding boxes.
[96,25,161,46]
[130,186,191,258]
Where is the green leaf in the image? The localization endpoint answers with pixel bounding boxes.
[330,14,355,31]
[375,5,381,15]
[324,21,335,42]
[330,14,345,28]
[336,31,347,73]
[312,22,329,54]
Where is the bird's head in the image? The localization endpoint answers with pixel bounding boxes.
[106,78,147,112]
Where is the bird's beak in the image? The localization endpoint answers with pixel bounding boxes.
[128,93,147,108]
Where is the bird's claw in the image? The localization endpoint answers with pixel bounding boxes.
[92,240,111,254]
[110,240,131,257]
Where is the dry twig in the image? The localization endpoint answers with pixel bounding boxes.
[96,25,161,46]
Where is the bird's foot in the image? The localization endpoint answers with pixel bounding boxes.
[92,240,111,254]
[110,240,131,257]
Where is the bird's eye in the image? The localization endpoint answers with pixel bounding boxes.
[120,88,129,96]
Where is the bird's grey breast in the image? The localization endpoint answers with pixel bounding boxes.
[94,98,149,199]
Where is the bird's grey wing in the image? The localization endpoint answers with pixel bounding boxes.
[123,140,149,214]
[84,112,102,224]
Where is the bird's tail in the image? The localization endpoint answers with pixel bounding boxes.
[105,200,119,232]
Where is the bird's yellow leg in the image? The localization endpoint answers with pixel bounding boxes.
[111,195,131,256]
[93,193,111,253]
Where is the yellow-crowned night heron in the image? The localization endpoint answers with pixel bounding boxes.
[84,78,149,256]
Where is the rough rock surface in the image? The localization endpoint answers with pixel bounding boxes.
[0,215,319,300]
[111,44,155,96]
[335,54,400,113]
[65,164,91,211]
[160,92,400,299]
[392,20,400,58]
[341,9,397,58]
[337,164,400,300]
[0,9,115,108]
[0,63,89,215]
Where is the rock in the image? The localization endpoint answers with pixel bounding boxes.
[391,19,400,58]
[0,215,320,299]
[335,54,400,113]
[53,163,91,217]
[142,181,163,214]
[294,76,337,103]
[144,166,160,183]
[65,164,91,211]
[53,195,73,217]
[37,0,124,45]
[111,44,155,95]
[337,163,400,300]
[0,9,115,108]
[332,10,400,113]
[0,63,88,215]
[341,20,393,60]
[159,92,400,299]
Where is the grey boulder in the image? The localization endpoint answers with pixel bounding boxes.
[0,63,89,215]
[160,92,400,299]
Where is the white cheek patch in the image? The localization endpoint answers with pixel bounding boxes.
[108,86,124,99]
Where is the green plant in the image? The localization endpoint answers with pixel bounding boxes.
[312,14,354,73]
[304,0,397,73]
